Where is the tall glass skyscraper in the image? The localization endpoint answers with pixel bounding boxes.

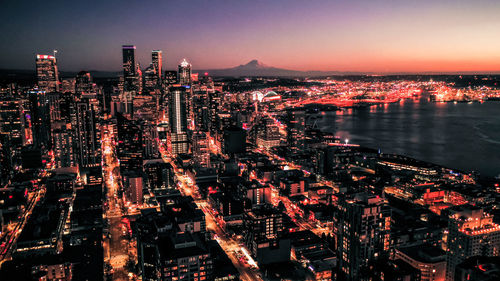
[36,54,59,92]
[336,193,391,281]
[75,71,93,95]
[168,86,189,155]
[177,59,192,86]
[70,98,101,167]
[152,50,163,85]
[122,45,136,91]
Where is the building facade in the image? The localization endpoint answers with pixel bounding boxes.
[336,193,391,281]
[446,206,500,281]
[36,54,59,92]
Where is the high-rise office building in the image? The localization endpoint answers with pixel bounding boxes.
[336,193,391,281]
[164,70,177,86]
[177,59,192,86]
[256,117,281,149]
[177,59,193,125]
[152,50,162,85]
[0,98,26,149]
[140,122,159,160]
[208,91,222,135]
[286,108,306,151]
[61,78,76,94]
[116,113,143,172]
[36,54,59,92]
[445,206,500,281]
[143,160,174,191]
[168,87,188,133]
[134,63,143,94]
[192,131,210,167]
[75,71,94,95]
[28,90,51,148]
[123,172,143,204]
[122,45,136,91]
[143,64,157,93]
[46,93,63,125]
[52,123,75,168]
[0,133,13,185]
[46,92,75,168]
[168,87,189,155]
[70,98,101,168]
[193,90,210,131]
[243,204,290,265]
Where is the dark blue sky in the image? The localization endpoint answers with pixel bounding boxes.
[1,0,500,72]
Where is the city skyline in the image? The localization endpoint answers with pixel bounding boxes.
[2,1,500,281]
[1,0,500,73]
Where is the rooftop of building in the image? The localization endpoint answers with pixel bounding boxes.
[456,256,500,281]
[397,244,446,264]
[342,192,385,206]
[246,204,282,219]
[158,232,209,260]
[17,203,66,244]
[288,230,325,248]
[164,198,205,222]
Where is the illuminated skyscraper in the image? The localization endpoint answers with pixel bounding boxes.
[177,59,192,86]
[445,206,500,281]
[52,123,75,168]
[116,113,143,172]
[152,50,163,85]
[46,92,62,125]
[192,131,210,167]
[36,54,59,92]
[75,71,94,95]
[28,90,51,148]
[243,204,290,265]
[143,64,157,93]
[169,87,188,134]
[134,62,143,94]
[168,87,189,155]
[208,91,222,134]
[143,160,174,191]
[0,133,12,185]
[286,108,306,151]
[0,99,26,149]
[71,98,101,167]
[193,90,210,131]
[61,78,76,94]
[256,117,281,149]
[164,70,177,86]
[140,122,159,160]
[122,45,136,91]
[336,193,391,281]
[177,59,194,125]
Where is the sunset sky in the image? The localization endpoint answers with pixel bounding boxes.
[1,0,500,73]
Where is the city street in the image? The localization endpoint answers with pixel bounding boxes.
[160,148,263,281]
[0,187,45,267]
[201,201,262,281]
[102,127,134,281]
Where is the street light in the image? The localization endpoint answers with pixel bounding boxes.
[345,139,349,145]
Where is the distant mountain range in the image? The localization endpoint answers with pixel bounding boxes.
[1,60,500,82]
[198,60,364,77]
